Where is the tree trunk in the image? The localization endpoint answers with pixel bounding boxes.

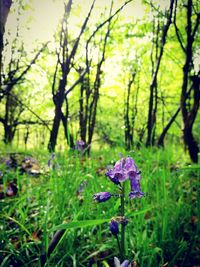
[146,0,174,146]
[48,104,62,152]
[4,124,15,143]
[3,93,17,144]
[179,0,200,162]
[0,0,12,85]
[124,72,135,150]
[61,102,74,149]
[157,107,180,147]
[183,125,199,163]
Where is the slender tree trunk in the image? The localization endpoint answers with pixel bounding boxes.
[124,72,135,150]
[0,0,12,85]
[146,0,174,146]
[48,0,95,152]
[49,67,67,151]
[3,93,16,144]
[48,103,63,151]
[183,125,199,163]
[179,0,200,162]
[79,73,89,143]
[157,107,180,146]
[86,5,112,154]
[61,98,74,149]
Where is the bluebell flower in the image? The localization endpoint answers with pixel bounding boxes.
[48,153,55,168]
[77,179,88,194]
[76,140,85,151]
[106,156,139,183]
[129,172,144,199]
[93,192,111,203]
[109,220,119,236]
[114,257,130,267]
[106,155,144,198]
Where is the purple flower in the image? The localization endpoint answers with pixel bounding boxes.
[129,172,144,199]
[76,140,85,151]
[5,159,12,168]
[105,169,120,185]
[93,192,111,203]
[114,257,130,267]
[121,216,129,226]
[106,156,139,184]
[48,153,55,168]
[109,220,119,236]
[77,179,88,194]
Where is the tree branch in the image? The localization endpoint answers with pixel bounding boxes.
[67,0,96,67]
[192,12,200,39]
[174,0,186,53]
[0,42,48,100]
[65,68,87,96]
[10,95,51,131]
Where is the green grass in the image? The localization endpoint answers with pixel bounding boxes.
[0,146,199,266]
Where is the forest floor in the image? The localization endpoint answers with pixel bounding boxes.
[0,146,199,267]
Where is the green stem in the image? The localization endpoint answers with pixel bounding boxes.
[120,182,125,261]
[115,235,122,261]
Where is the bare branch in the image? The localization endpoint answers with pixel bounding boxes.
[13,120,52,127]
[67,0,96,67]
[52,58,59,97]
[65,68,87,95]
[174,0,186,53]
[86,0,133,49]
[192,12,200,39]
[10,94,51,131]
[14,42,48,84]
[0,42,48,100]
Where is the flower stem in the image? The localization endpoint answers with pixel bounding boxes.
[120,182,125,261]
[115,235,122,260]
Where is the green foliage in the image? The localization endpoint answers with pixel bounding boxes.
[0,146,199,266]
[1,0,199,152]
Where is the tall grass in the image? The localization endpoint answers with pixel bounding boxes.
[0,146,199,266]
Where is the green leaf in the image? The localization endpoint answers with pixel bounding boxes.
[4,215,32,237]
[179,165,200,170]
[51,219,111,232]
[126,206,153,217]
[102,261,110,267]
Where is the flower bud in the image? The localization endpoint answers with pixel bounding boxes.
[93,192,111,203]
[109,220,119,236]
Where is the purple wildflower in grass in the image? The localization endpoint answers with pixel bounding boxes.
[106,156,139,184]
[121,216,129,226]
[105,169,120,185]
[109,219,119,236]
[114,257,130,267]
[5,159,12,168]
[93,192,111,203]
[106,155,144,198]
[129,172,144,199]
[77,179,88,194]
[48,153,55,168]
[76,140,85,151]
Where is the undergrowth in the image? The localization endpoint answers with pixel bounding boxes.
[0,146,199,266]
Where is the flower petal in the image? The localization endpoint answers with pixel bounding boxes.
[114,257,121,267]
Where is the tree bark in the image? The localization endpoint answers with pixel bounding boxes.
[124,72,136,150]
[0,0,12,85]
[48,0,95,152]
[157,107,180,147]
[178,0,200,162]
[48,76,66,151]
[146,0,175,146]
